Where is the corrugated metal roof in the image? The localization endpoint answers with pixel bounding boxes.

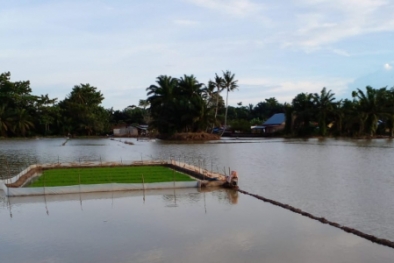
[263,113,285,125]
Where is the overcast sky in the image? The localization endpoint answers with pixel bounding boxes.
[1,0,394,110]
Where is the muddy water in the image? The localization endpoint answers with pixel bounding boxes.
[1,137,394,261]
[1,189,394,263]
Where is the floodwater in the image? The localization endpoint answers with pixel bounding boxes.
[1,137,394,262]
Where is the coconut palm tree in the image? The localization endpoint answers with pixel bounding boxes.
[146,75,178,134]
[352,86,386,137]
[221,70,238,136]
[34,94,58,135]
[177,74,205,132]
[292,92,314,135]
[203,81,225,131]
[138,99,151,125]
[212,74,225,121]
[12,108,34,136]
[313,87,336,136]
[0,104,12,137]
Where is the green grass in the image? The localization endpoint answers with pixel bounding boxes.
[27,166,195,187]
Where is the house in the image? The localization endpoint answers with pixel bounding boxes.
[251,125,265,133]
[113,125,138,137]
[134,124,148,136]
[262,113,285,133]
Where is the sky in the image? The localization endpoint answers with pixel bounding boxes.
[1,0,394,110]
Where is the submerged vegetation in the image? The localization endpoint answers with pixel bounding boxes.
[28,166,195,187]
[2,70,394,138]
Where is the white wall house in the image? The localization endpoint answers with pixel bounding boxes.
[113,125,138,136]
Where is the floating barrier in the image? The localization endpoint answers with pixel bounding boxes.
[238,189,394,249]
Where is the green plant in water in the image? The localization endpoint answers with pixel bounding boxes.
[28,166,194,187]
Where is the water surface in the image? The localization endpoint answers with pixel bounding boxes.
[1,138,394,245]
[1,188,393,263]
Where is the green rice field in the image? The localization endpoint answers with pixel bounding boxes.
[27,166,195,187]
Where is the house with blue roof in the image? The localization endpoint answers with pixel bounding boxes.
[262,113,285,133]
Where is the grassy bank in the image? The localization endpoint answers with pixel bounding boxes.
[28,166,195,187]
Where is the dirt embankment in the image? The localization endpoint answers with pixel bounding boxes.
[6,167,42,188]
[159,132,220,141]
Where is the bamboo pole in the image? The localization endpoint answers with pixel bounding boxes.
[5,158,11,184]
[142,174,145,202]
[173,169,176,189]
[43,167,46,196]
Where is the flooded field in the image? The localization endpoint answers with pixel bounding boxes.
[1,137,394,262]
[1,188,394,263]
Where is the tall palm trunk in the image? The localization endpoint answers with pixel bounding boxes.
[221,89,229,136]
[219,71,238,137]
[214,93,220,120]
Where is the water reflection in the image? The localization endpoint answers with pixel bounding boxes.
[1,188,394,263]
[0,188,239,218]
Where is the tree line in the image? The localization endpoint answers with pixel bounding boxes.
[1,71,394,138]
[0,72,109,137]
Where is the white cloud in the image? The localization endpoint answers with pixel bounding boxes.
[185,0,263,16]
[173,19,200,26]
[284,0,394,49]
[384,63,392,70]
[230,77,352,106]
[330,48,350,57]
[239,77,271,86]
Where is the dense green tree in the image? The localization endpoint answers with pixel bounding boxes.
[59,84,108,135]
[0,72,36,110]
[252,98,284,121]
[0,72,38,136]
[284,103,294,134]
[292,93,315,136]
[33,94,58,135]
[146,74,215,135]
[384,88,394,137]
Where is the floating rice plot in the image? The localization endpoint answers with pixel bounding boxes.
[0,160,234,196]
